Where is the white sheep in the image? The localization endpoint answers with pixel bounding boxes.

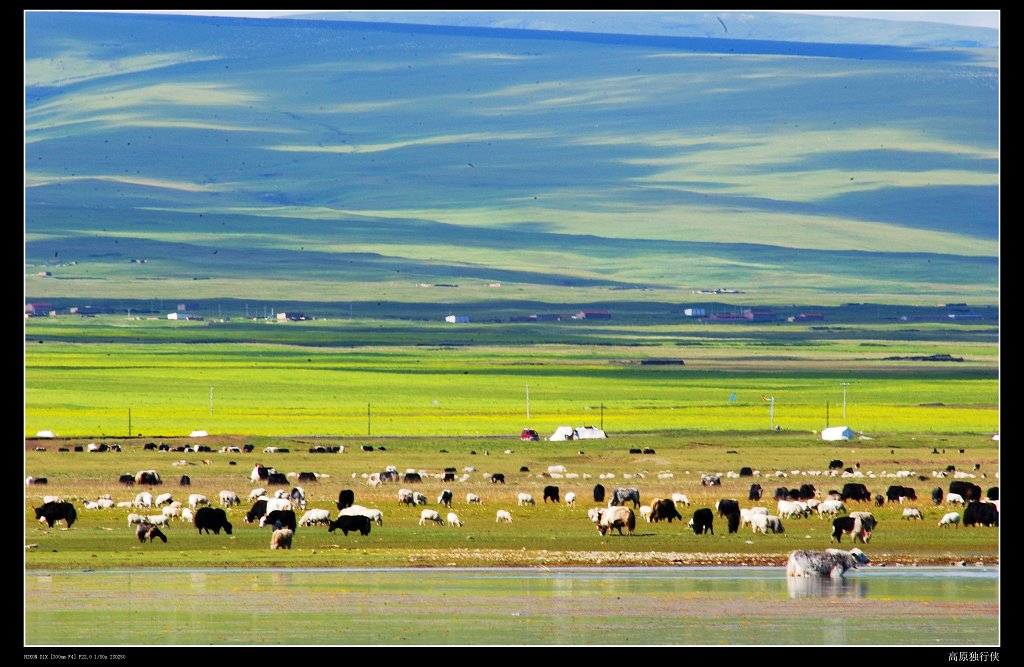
[466,493,482,504]
[777,499,803,519]
[162,505,182,519]
[339,505,383,527]
[639,505,653,522]
[398,488,414,505]
[298,509,332,527]
[181,508,194,523]
[146,514,170,527]
[419,509,444,526]
[188,494,209,509]
[116,501,133,508]
[219,490,241,507]
[817,499,846,519]
[517,493,535,506]
[134,491,154,508]
[270,527,293,549]
[496,509,513,523]
[249,488,267,501]
[672,493,690,507]
[751,513,784,534]
[564,491,576,507]
[939,511,961,528]
[265,498,292,514]
[413,492,428,506]
[446,512,463,527]
[902,508,924,521]
[154,493,173,506]
[947,493,966,506]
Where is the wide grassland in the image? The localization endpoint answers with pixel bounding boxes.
[24,316,998,438]
[24,431,999,572]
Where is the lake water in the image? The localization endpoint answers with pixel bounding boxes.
[25,566,999,646]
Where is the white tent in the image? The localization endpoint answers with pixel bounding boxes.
[549,426,576,441]
[35,430,55,438]
[575,426,607,439]
[189,430,208,438]
[821,426,854,441]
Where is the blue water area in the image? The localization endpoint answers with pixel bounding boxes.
[25,567,999,646]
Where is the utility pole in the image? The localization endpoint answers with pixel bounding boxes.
[210,386,214,416]
[763,395,775,431]
[128,408,132,436]
[526,382,530,423]
[367,403,371,436]
[840,382,850,420]
[600,403,605,430]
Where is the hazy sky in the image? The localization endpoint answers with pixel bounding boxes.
[106,9,1000,30]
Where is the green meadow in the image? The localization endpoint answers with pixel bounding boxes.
[24,430,999,573]
[25,315,997,438]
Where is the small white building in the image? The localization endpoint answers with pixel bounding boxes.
[445,315,469,323]
[684,307,706,317]
[821,426,855,441]
[575,426,607,439]
[549,426,576,441]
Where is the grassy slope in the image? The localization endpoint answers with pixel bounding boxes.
[24,12,999,308]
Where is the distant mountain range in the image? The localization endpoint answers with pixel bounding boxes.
[292,11,999,49]
[25,11,998,312]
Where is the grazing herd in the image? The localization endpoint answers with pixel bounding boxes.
[28,453,997,577]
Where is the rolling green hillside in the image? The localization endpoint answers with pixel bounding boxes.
[25,12,998,309]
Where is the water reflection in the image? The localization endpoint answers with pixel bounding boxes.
[787,575,867,599]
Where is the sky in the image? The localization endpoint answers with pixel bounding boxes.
[105,9,1000,30]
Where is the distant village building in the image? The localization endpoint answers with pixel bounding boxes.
[25,303,54,317]
[744,309,776,322]
[276,312,308,321]
[708,308,776,323]
[445,315,470,323]
[573,310,611,320]
[683,307,706,318]
[167,312,202,321]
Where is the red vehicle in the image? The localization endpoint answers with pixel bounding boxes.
[520,429,540,441]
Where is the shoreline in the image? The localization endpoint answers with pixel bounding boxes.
[24,549,1000,571]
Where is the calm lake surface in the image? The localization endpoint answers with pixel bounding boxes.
[25,566,999,646]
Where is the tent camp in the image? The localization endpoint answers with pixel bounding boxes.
[575,426,607,439]
[821,426,854,441]
[549,426,576,441]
